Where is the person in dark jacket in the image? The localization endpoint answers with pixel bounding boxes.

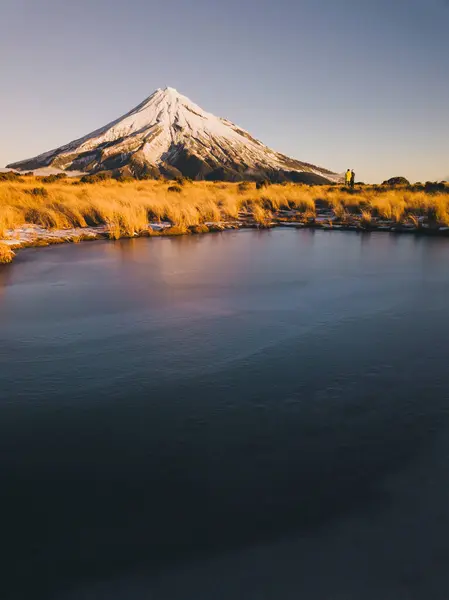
[350,170,355,188]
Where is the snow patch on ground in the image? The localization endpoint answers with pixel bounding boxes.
[1,224,107,246]
[0,222,175,248]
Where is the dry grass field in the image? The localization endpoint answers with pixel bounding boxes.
[1,172,449,263]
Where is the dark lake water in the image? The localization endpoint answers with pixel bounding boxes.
[1,229,449,599]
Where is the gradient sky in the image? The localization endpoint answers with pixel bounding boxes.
[1,0,448,182]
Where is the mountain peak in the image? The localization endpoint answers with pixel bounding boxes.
[7,88,340,184]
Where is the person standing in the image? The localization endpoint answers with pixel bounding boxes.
[350,170,355,188]
[345,169,352,187]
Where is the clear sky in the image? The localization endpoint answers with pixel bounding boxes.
[1,0,448,182]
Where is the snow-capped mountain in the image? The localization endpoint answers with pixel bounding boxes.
[8,87,340,183]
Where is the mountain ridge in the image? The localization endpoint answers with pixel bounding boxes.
[7,87,341,184]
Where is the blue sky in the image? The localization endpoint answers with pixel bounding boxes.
[1,0,448,182]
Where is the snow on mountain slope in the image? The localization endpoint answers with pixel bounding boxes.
[7,87,341,183]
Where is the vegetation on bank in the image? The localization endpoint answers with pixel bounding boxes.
[1,173,449,248]
[0,243,14,264]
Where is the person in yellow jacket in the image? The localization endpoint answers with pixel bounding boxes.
[345,169,352,187]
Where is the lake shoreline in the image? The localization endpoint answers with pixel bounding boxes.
[2,178,449,263]
[2,214,449,264]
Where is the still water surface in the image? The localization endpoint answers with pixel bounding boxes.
[1,230,449,599]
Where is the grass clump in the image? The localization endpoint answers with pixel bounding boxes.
[238,181,252,193]
[27,187,49,197]
[0,172,24,183]
[0,243,15,264]
[189,224,210,234]
[256,180,269,190]
[253,204,273,227]
[80,172,112,184]
[164,225,189,235]
[40,173,68,184]
[360,210,373,228]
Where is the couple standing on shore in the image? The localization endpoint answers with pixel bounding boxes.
[345,169,356,188]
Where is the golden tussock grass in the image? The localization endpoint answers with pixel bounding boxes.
[252,204,273,226]
[1,178,449,241]
[0,243,15,264]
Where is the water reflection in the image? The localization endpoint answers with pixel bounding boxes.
[2,230,449,600]
[0,262,12,300]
